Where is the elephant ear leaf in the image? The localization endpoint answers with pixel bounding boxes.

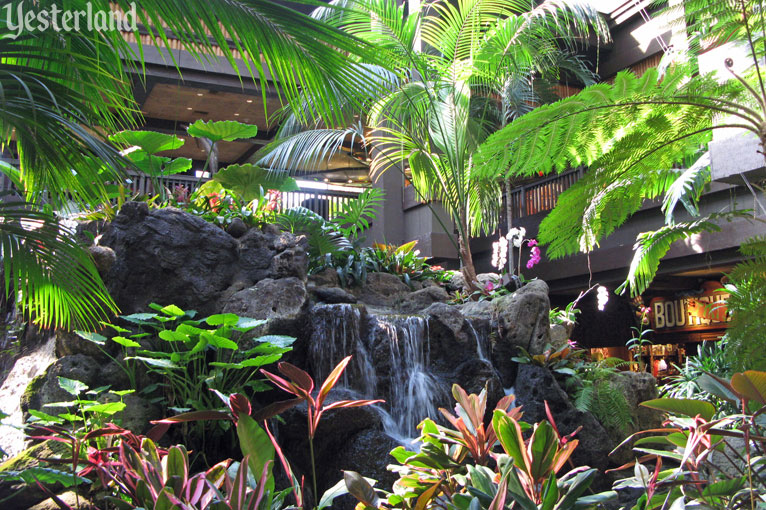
[109,131,184,155]
[214,163,298,202]
[187,120,259,143]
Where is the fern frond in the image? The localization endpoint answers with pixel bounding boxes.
[333,188,386,239]
[276,207,352,257]
[661,152,711,224]
[619,212,752,297]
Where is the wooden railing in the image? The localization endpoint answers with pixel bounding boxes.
[0,160,363,220]
[507,168,583,219]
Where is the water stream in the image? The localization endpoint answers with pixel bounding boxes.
[309,304,445,442]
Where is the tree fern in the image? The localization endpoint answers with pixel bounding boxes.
[617,212,751,297]
[722,235,766,371]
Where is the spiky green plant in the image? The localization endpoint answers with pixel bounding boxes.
[475,0,766,296]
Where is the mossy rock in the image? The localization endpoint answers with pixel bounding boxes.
[20,371,47,418]
[0,440,72,509]
[0,439,70,473]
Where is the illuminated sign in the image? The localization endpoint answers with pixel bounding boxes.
[649,282,729,331]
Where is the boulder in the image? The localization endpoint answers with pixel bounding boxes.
[22,355,100,419]
[397,286,450,313]
[514,364,615,473]
[328,429,400,510]
[55,330,113,360]
[0,441,72,509]
[549,324,569,350]
[222,277,307,321]
[608,371,662,433]
[226,217,248,238]
[87,245,116,275]
[453,358,504,416]
[311,286,358,304]
[491,280,551,386]
[424,303,489,375]
[99,202,239,315]
[308,268,340,288]
[29,491,95,510]
[457,300,493,321]
[235,228,278,283]
[108,394,161,435]
[354,273,410,306]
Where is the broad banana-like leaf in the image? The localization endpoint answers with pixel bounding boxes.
[640,398,715,421]
[187,120,259,143]
[110,131,184,154]
[214,164,299,202]
[236,413,275,505]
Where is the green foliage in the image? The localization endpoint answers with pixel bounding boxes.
[613,370,766,510]
[212,164,299,202]
[662,340,732,400]
[0,201,118,330]
[474,0,766,296]
[569,359,634,436]
[277,207,354,258]
[333,188,385,239]
[261,0,605,287]
[345,385,615,510]
[120,304,294,416]
[722,236,766,372]
[187,119,260,143]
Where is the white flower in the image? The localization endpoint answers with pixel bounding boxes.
[596,286,609,311]
[491,238,508,271]
[506,227,526,248]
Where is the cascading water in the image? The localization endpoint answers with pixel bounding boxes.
[466,320,488,362]
[308,304,444,442]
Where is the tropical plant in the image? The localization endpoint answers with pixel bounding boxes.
[0,0,384,329]
[610,370,766,510]
[721,236,766,372]
[256,0,606,290]
[568,358,634,436]
[119,304,294,417]
[261,356,383,508]
[344,387,616,510]
[475,0,766,296]
[662,339,732,400]
[0,201,118,330]
[277,188,385,261]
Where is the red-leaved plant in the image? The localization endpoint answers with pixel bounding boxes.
[261,355,383,508]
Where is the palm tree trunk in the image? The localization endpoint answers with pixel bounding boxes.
[459,233,479,292]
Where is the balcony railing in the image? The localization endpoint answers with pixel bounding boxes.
[507,168,583,220]
[0,162,363,221]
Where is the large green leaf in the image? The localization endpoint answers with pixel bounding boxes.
[236,414,275,503]
[110,131,184,155]
[640,398,715,421]
[731,371,766,405]
[187,120,259,142]
[214,164,299,202]
[58,376,89,396]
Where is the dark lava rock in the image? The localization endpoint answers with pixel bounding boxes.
[226,217,248,238]
[308,267,340,288]
[491,280,551,386]
[397,286,450,313]
[312,286,358,304]
[222,277,307,320]
[354,272,410,306]
[514,364,615,474]
[99,202,239,315]
[87,245,116,275]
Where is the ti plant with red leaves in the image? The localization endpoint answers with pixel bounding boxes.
[346,386,615,510]
[610,370,766,510]
[261,355,383,509]
[438,384,521,466]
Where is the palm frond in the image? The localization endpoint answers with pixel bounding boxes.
[0,202,118,330]
[256,125,368,173]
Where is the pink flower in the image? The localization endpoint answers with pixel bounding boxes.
[528,239,538,247]
[484,281,496,292]
[526,246,542,269]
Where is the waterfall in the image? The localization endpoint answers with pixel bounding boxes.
[308,305,443,442]
[466,319,488,361]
